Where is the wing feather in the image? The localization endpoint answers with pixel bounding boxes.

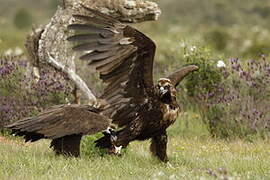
[69,6,156,128]
[6,105,110,141]
[80,49,116,61]
[68,24,113,35]
[67,34,101,42]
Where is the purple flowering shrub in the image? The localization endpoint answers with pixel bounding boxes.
[184,46,270,138]
[207,56,270,137]
[0,56,73,130]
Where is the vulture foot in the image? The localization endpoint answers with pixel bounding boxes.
[102,127,122,155]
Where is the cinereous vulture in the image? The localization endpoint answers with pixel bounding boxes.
[67,5,198,162]
[6,5,198,162]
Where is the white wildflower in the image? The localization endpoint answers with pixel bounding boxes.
[157,171,165,176]
[217,60,226,68]
[14,47,23,56]
[183,53,190,58]
[4,49,13,56]
[190,45,196,52]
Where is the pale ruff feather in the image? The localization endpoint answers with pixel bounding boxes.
[161,104,180,128]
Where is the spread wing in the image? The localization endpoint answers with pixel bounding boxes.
[6,104,110,141]
[68,6,156,127]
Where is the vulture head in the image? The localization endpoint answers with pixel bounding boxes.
[157,65,199,104]
[157,78,176,104]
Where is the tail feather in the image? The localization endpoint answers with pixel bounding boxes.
[10,129,44,142]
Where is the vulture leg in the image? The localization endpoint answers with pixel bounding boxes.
[95,128,135,155]
[50,134,82,157]
[150,131,168,162]
[115,130,134,148]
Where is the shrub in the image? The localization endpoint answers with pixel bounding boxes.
[183,45,270,138]
[206,56,270,138]
[0,56,73,130]
[182,44,222,98]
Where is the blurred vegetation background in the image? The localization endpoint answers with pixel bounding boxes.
[1,0,270,58]
[0,0,269,139]
[0,0,58,52]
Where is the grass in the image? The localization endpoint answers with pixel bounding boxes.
[0,27,27,54]
[1,136,270,179]
[1,113,270,180]
[1,1,270,179]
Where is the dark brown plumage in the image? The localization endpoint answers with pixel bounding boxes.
[68,6,199,162]
[6,6,198,161]
[6,104,111,157]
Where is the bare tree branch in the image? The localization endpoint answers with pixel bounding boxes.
[47,53,97,105]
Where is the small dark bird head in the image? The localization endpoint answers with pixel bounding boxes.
[156,78,177,104]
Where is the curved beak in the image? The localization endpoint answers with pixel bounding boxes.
[159,87,168,96]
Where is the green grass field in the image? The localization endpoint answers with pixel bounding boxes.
[1,113,270,180]
[1,136,270,180]
[1,0,270,179]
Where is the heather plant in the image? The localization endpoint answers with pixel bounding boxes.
[0,56,73,130]
[206,56,270,138]
[183,45,270,138]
